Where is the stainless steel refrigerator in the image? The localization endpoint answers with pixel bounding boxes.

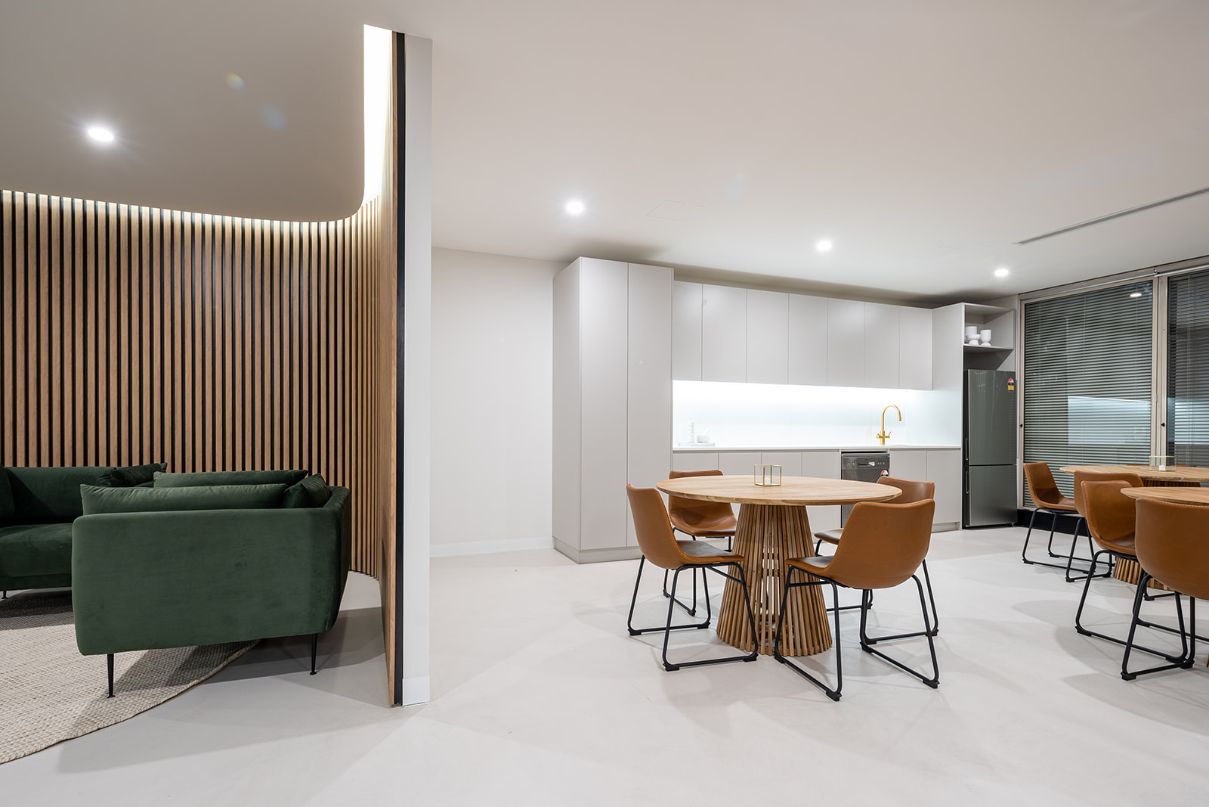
[964,369,1017,527]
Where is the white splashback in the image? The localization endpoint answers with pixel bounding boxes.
[673,380,959,448]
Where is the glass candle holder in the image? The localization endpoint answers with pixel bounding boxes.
[753,464,783,486]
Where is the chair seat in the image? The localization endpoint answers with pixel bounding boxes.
[814,528,843,546]
[670,513,736,538]
[1097,537,1136,557]
[678,540,743,565]
[1038,497,1076,513]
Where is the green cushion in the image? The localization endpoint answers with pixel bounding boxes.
[283,474,331,508]
[0,469,13,523]
[6,467,115,523]
[80,483,287,515]
[153,469,307,488]
[100,462,167,487]
[0,522,73,581]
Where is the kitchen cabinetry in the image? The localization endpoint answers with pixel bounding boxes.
[888,449,928,482]
[554,258,672,563]
[746,290,789,383]
[927,449,963,527]
[826,299,865,387]
[802,450,842,531]
[673,281,934,391]
[899,306,933,389]
[787,294,828,385]
[672,281,702,381]
[701,284,747,382]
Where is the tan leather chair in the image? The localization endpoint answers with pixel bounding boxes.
[774,499,938,701]
[813,476,938,633]
[1066,469,1143,582]
[660,469,739,617]
[1121,498,1209,679]
[1022,462,1084,573]
[1073,480,1190,672]
[625,484,758,672]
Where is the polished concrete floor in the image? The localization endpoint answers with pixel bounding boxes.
[5,526,1209,805]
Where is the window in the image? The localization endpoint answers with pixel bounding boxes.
[1022,281,1153,501]
[1167,269,1209,466]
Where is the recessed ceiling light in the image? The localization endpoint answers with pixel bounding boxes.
[85,124,116,145]
[1129,291,1143,298]
[815,238,833,253]
[564,198,586,217]
[993,266,1011,279]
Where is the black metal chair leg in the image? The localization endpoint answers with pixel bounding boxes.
[919,559,939,635]
[662,563,698,617]
[310,634,318,675]
[658,565,756,671]
[1063,518,1111,582]
[858,576,940,688]
[774,569,843,701]
[1076,554,1189,663]
[1021,508,1039,563]
[1122,572,1194,680]
[107,653,115,698]
[628,557,710,637]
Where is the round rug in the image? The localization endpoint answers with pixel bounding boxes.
[0,589,254,764]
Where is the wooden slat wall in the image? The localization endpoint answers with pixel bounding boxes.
[0,189,393,579]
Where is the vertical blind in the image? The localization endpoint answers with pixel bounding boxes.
[1167,269,1209,465]
[1023,281,1154,502]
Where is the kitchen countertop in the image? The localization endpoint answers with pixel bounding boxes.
[673,444,961,452]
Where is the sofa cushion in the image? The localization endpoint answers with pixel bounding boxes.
[0,522,73,579]
[283,474,332,509]
[80,483,287,515]
[0,469,13,523]
[100,462,167,487]
[153,469,307,488]
[6,466,115,523]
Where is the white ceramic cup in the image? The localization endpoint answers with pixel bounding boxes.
[980,329,992,344]
[964,325,978,340]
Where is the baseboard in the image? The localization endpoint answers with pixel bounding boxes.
[429,536,553,557]
[553,539,643,564]
[398,675,430,706]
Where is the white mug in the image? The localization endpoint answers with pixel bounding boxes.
[980,329,992,344]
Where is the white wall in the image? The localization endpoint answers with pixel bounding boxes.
[430,247,560,555]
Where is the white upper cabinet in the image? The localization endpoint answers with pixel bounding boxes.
[671,281,702,381]
[668,279,936,391]
[745,289,788,384]
[863,303,900,388]
[826,299,865,387]
[701,284,747,382]
[899,306,933,390]
[788,294,828,385]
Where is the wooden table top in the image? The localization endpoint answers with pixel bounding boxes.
[656,475,902,506]
[1059,464,1209,484]
[1121,487,1209,506]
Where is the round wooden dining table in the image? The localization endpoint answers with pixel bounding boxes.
[1061,464,1209,586]
[1121,486,1209,506]
[655,475,900,656]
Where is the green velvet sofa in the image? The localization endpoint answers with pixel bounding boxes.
[0,466,116,595]
[71,478,351,695]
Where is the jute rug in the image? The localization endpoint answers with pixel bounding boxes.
[0,589,254,764]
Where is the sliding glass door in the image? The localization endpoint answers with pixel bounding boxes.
[1022,281,1154,501]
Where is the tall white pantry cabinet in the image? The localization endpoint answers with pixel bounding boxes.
[554,258,672,563]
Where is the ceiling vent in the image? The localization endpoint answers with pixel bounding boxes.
[1016,185,1209,245]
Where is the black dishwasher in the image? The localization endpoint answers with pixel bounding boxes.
[840,451,890,525]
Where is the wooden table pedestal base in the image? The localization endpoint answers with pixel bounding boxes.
[716,504,832,656]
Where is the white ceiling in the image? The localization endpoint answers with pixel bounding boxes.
[3,1,1209,301]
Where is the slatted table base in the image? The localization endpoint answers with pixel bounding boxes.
[716,504,832,656]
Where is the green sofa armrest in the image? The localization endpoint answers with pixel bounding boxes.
[72,487,351,656]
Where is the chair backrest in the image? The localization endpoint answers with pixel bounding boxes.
[1023,462,1064,508]
[667,468,735,526]
[1081,480,1137,550]
[878,476,934,504]
[1135,498,1209,599]
[1073,470,1143,515]
[822,499,936,589]
[626,484,689,570]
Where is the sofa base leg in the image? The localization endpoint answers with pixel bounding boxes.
[310,634,318,675]
[107,654,114,698]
